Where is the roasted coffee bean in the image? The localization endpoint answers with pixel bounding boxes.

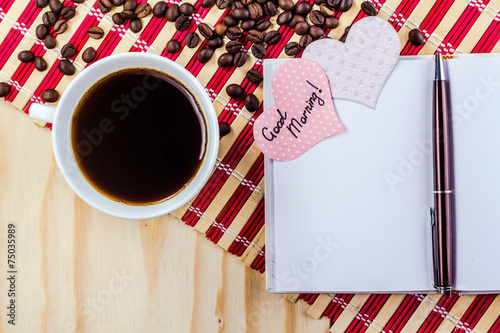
[241,19,256,31]
[232,1,243,9]
[219,121,231,136]
[247,29,264,43]
[49,0,62,14]
[58,59,75,75]
[202,0,216,8]
[152,1,167,18]
[61,43,76,58]
[216,0,232,10]
[166,3,179,21]
[61,7,76,20]
[82,47,96,63]
[42,11,57,27]
[0,82,10,97]
[232,8,250,20]
[53,20,68,34]
[246,69,262,83]
[34,56,48,71]
[241,0,253,5]
[98,0,113,13]
[408,28,424,46]
[361,1,377,16]
[88,26,105,39]
[285,41,300,56]
[120,10,135,19]
[338,0,352,12]
[339,25,350,42]
[225,40,242,54]
[36,24,49,39]
[218,53,233,67]
[255,19,270,31]
[135,3,151,18]
[123,0,137,11]
[226,83,244,98]
[324,16,339,29]
[72,0,85,4]
[129,18,142,32]
[251,43,266,58]
[226,26,242,40]
[277,11,292,25]
[206,36,223,48]
[294,21,309,35]
[289,14,305,28]
[36,0,49,8]
[299,34,313,48]
[166,39,181,53]
[278,0,293,11]
[198,22,214,39]
[314,0,326,4]
[185,32,200,48]
[245,93,259,112]
[263,2,276,16]
[18,50,35,63]
[247,2,263,20]
[214,23,227,36]
[175,15,191,31]
[113,12,126,25]
[44,35,56,49]
[294,1,311,16]
[320,3,335,16]
[112,0,125,6]
[179,3,194,15]
[197,47,214,63]
[309,10,325,26]
[327,0,340,7]
[264,30,281,45]
[41,89,59,102]
[223,15,238,27]
[233,51,247,67]
[309,25,324,39]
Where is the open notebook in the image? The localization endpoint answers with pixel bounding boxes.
[264,55,500,294]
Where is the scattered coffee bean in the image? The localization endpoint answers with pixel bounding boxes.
[246,69,262,83]
[277,11,292,25]
[113,12,126,25]
[61,43,76,58]
[42,11,57,27]
[255,19,270,31]
[166,3,179,21]
[264,30,281,45]
[120,10,135,19]
[309,10,325,26]
[241,19,255,31]
[233,51,247,67]
[206,36,223,48]
[320,3,336,16]
[153,1,167,18]
[202,0,216,8]
[123,0,137,11]
[223,15,238,27]
[339,25,350,42]
[216,0,232,10]
[409,28,424,46]
[0,82,10,97]
[185,32,200,48]
[248,2,263,20]
[82,47,96,63]
[72,0,85,3]
[247,29,264,43]
[295,1,311,16]
[58,59,75,75]
[245,93,259,112]
[218,53,233,67]
[166,39,181,53]
[295,21,309,35]
[129,18,142,32]
[278,0,294,11]
[53,20,68,34]
[198,22,214,39]
[309,26,324,39]
[226,83,244,98]
[175,15,191,31]
[338,0,352,12]
[324,16,339,29]
[263,2,276,16]
[327,0,341,7]
[361,1,377,16]
[214,23,227,36]
[34,56,48,71]
[219,121,231,136]
[88,26,105,39]
[232,8,250,20]
[232,2,243,10]
[18,50,35,63]
[98,0,113,13]
[226,40,242,54]
[36,0,49,8]
[49,0,62,14]
[135,3,151,18]
[36,24,49,39]
[289,14,305,28]
[285,41,300,56]
[112,0,125,6]
[44,35,56,49]
[198,47,214,63]
[179,2,194,15]
[61,7,76,20]
[251,43,266,59]
[299,34,313,48]
[314,0,326,4]
[227,26,242,40]
[41,89,59,102]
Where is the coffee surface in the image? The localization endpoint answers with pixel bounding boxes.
[72,68,205,205]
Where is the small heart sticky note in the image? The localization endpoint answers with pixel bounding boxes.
[253,59,345,161]
[302,16,400,109]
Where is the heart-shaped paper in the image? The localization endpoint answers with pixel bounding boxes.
[302,16,400,109]
[253,59,345,161]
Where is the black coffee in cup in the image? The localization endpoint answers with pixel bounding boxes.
[71,68,206,205]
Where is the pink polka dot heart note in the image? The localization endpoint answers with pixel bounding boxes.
[253,59,345,161]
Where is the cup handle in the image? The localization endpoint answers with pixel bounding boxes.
[29,103,56,123]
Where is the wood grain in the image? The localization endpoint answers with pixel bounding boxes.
[0,100,329,332]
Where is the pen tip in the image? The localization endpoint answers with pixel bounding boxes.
[435,53,445,80]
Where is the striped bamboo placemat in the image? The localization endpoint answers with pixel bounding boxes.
[2,0,500,331]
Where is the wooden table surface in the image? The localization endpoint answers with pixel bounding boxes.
[0,100,329,332]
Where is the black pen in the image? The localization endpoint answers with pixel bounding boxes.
[431,53,453,296]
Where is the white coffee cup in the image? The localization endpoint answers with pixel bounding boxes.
[30,53,219,220]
